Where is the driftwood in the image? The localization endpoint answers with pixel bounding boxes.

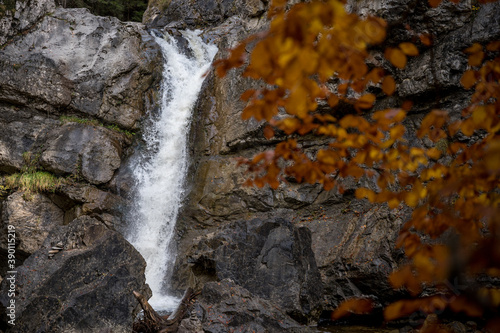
[132,288,196,333]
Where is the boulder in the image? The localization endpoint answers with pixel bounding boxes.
[175,218,323,324]
[0,191,64,274]
[40,123,122,185]
[191,279,313,333]
[0,104,60,173]
[0,216,150,333]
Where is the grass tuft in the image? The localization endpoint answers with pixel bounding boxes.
[5,171,63,194]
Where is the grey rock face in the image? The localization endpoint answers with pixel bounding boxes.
[192,279,313,333]
[164,0,500,325]
[0,191,64,271]
[40,123,122,185]
[176,218,323,324]
[0,0,56,46]
[144,0,267,28]
[0,7,161,129]
[0,104,60,173]
[0,216,150,333]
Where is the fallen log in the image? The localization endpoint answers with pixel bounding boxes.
[132,288,196,333]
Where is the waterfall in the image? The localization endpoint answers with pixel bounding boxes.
[126,30,218,311]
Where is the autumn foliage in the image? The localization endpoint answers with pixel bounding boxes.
[215,0,500,327]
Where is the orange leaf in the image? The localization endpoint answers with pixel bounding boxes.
[399,42,419,56]
[486,41,500,51]
[465,43,483,54]
[328,94,339,108]
[382,75,396,95]
[332,298,374,320]
[385,48,407,69]
[366,68,385,84]
[427,147,441,160]
[428,0,442,7]
[460,70,476,89]
[469,51,485,67]
[401,100,413,111]
[338,83,349,95]
[449,296,483,317]
[355,93,376,109]
[419,34,433,46]
[263,126,275,139]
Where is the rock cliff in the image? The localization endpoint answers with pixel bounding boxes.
[0,0,159,331]
[0,0,499,331]
[151,0,500,327]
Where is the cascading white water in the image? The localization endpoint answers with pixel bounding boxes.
[126,30,217,311]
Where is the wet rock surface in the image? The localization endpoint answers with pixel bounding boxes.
[0,216,150,333]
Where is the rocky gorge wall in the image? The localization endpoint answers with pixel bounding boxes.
[152,0,500,329]
[0,0,159,331]
[0,0,499,332]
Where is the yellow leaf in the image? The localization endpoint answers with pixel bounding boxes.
[472,106,487,126]
[390,124,405,139]
[388,198,400,209]
[399,42,419,56]
[317,149,337,166]
[385,48,407,69]
[405,191,420,207]
[355,188,376,201]
[427,147,441,160]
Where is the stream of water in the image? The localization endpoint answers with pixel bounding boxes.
[126,30,217,311]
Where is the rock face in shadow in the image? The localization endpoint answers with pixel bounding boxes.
[186,279,314,333]
[179,219,323,324]
[0,216,150,333]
